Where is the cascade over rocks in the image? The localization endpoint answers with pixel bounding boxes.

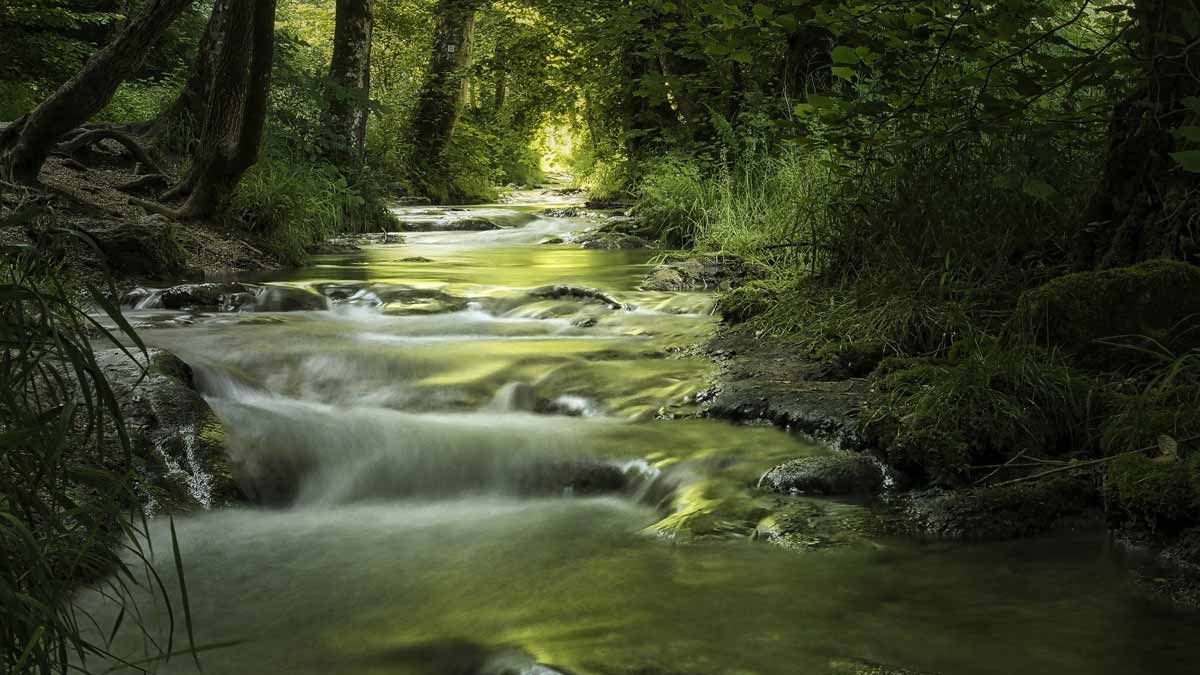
[125,282,328,312]
[396,216,501,232]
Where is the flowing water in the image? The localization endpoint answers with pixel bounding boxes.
[85,193,1198,674]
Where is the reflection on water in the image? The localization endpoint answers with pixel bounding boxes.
[84,195,1200,674]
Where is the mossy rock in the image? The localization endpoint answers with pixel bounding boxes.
[1012,259,1200,370]
[87,216,187,278]
[1105,453,1200,535]
[760,454,884,496]
[817,340,888,378]
[715,280,780,323]
[903,476,1097,540]
[641,254,767,292]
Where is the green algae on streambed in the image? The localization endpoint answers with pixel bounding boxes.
[83,197,1200,674]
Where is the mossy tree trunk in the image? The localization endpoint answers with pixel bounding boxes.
[149,0,232,148]
[323,0,374,169]
[0,0,192,183]
[162,0,277,219]
[406,0,485,202]
[1080,0,1200,268]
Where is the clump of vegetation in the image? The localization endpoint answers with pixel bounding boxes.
[230,136,394,265]
[1,245,192,673]
[861,343,1092,486]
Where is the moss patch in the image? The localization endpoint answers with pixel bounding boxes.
[861,345,1090,486]
[1012,259,1200,370]
[1106,453,1200,535]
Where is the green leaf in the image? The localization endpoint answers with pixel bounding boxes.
[1182,96,1200,114]
[831,45,860,64]
[1022,177,1057,200]
[831,66,855,80]
[1170,150,1200,172]
[731,51,753,64]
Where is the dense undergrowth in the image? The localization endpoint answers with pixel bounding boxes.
[624,120,1200,542]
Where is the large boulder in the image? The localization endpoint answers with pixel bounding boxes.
[1012,259,1200,369]
[96,349,242,512]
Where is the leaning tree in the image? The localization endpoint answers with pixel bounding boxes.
[0,0,193,184]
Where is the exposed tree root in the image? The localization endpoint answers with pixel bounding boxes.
[127,196,182,219]
[116,173,171,196]
[54,128,166,176]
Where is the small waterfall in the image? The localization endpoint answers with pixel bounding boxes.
[208,390,661,507]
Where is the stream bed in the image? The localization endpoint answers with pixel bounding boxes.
[85,192,1198,674]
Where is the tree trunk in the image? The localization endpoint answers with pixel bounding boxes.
[150,0,232,147]
[1080,0,1200,268]
[407,0,485,201]
[166,0,277,219]
[0,0,193,183]
[323,0,374,168]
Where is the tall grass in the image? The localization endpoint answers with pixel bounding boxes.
[636,150,835,263]
[230,137,396,265]
[1,216,193,674]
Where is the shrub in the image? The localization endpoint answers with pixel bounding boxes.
[0,247,191,673]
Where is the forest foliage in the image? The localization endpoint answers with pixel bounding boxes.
[2,1,1200,668]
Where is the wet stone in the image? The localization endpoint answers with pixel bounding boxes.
[760,454,885,496]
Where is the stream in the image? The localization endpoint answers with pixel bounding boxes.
[84,191,1198,674]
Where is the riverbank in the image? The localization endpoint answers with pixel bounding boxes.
[652,251,1200,610]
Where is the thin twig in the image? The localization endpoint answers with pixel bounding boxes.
[973,449,1028,485]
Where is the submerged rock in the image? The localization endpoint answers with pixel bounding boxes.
[529,284,628,310]
[641,254,766,292]
[96,349,242,512]
[760,454,884,496]
[1012,258,1200,369]
[754,497,884,552]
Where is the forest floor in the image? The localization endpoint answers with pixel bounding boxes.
[1,146,278,294]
